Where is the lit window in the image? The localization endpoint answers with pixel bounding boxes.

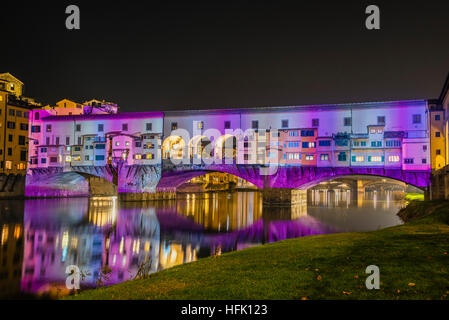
[320,154,329,161]
[197,121,204,129]
[370,156,382,162]
[115,142,120,146]
[352,156,364,162]
[388,156,400,162]
[5,161,12,170]
[125,141,130,146]
[305,155,314,161]
[134,154,142,160]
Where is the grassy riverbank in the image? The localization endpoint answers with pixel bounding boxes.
[67,200,449,300]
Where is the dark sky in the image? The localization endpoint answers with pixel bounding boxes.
[2,0,449,112]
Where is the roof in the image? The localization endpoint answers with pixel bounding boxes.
[163,99,427,116]
[439,72,449,103]
[0,72,24,85]
[42,111,164,121]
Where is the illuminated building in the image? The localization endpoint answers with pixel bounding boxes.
[0,77,33,175]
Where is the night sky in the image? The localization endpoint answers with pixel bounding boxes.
[2,1,449,112]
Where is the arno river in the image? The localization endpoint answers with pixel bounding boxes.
[0,191,404,298]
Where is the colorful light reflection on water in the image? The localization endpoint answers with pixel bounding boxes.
[0,191,403,298]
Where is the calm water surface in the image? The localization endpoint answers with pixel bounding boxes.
[0,191,404,298]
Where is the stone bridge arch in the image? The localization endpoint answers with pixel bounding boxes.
[26,167,117,198]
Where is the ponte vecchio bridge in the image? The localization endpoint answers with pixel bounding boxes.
[25,99,431,204]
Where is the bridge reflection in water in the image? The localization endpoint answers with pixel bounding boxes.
[0,191,404,297]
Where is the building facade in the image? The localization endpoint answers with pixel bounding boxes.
[0,78,33,175]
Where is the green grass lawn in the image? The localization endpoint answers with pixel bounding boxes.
[67,201,449,300]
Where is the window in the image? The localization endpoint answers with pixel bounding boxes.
[436,149,441,155]
[41,158,47,164]
[134,154,142,160]
[135,141,142,148]
[171,122,178,130]
[5,161,12,170]
[66,137,70,145]
[50,157,58,163]
[302,142,316,148]
[16,111,22,117]
[319,140,331,147]
[8,135,12,142]
[368,156,382,162]
[287,153,300,160]
[197,121,204,129]
[77,137,82,145]
[338,152,347,161]
[55,137,60,145]
[305,155,314,161]
[388,155,400,162]
[46,125,52,132]
[404,158,414,164]
[122,123,128,131]
[244,154,250,161]
[422,158,427,164]
[252,120,259,129]
[146,123,152,131]
[301,130,314,137]
[312,119,319,127]
[18,136,26,145]
[377,116,385,125]
[386,140,401,147]
[435,115,441,121]
[9,109,15,116]
[224,121,231,129]
[352,156,364,162]
[95,155,105,161]
[436,132,441,137]
[76,124,81,132]
[287,142,300,148]
[24,112,29,119]
[361,141,367,147]
[34,112,40,120]
[98,124,104,132]
[95,144,106,150]
[352,141,360,147]
[146,154,154,160]
[412,114,421,124]
[40,148,47,153]
[344,117,352,126]
[74,146,81,152]
[289,131,298,137]
[7,122,15,129]
[115,142,120,146]
[85,155,90,161]
[320,154,329,161]
[7,148,12,156]
[46,137,50,145]
[31,125,41,133]
[20,123,28,131]
[281,120,289,128]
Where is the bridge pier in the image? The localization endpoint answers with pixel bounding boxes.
[262,188,307,206]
